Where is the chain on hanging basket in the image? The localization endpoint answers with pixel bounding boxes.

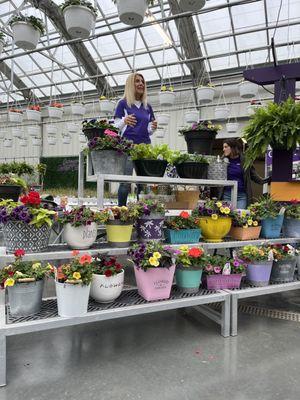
[214,84,229,121]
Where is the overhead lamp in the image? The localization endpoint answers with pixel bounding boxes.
[146,11,173,46]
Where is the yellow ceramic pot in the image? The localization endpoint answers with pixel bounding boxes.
[198,217,232,242]
[106,221,133,248]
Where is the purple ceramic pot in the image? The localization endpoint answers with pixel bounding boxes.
[136,213,164,241]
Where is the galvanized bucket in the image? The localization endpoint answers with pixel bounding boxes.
[7,280,44,317]
[205,156,228,180]
[90,150,127,175]
[270,257,297,283]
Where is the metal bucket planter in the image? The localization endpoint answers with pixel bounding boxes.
[282,218,300,238]
[106,221,133,247]
[99,100,116,114]
[175,267,203,293]
[90,270,124,303]
[0,185,22,201]
[55,282,91,317]
[11,21,40,50]
[175,162,208,179]
[133,159,168,177]
[136,213,165,241]
[226,122,239,133]
[229,226,261,241]
[8,111,23,123]
[159,91,176,106]
[270,257,297,283]
[238,81,258,98]
[175,190,199,209]
[179,0,206,11]
[198,217,232,242]
[71,103,86,116]
[90,150,127,175]
[25,109,41,122]
[2,221,51,253]
[207,158,228,180]
[116,0,147,26]
[63,5,96,38]
[204,273,242,290]
[246,261,273,287]
[7,280,44,317]
[164,228,201,244]
[156,113,170,126]
[184,110,199,124]
[260,215,284,238]
[183,129,217,154]
[83,127,106,140]
[196,87,215,104]
[214,106,230,121]
[63,222,98,249]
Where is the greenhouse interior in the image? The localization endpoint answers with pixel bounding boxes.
[0,0,300,398]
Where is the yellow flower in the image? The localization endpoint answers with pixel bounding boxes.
[243,225,248,229]
[253,220,258,226]
[216,202,222,208]
[207,125,213,129]
[220,207,225,213]
[241,211,247,217]
[149,257,159,267]
[100,95,106,100]
[211,214,218,220]
[4,278,15,287]
[153,252,161,259]
[73,272,81,280]
[247,219,253,226]
[121,206,128,211]
[223,207,230,215]
[161,85,167,91]
[15,271,24,277]
[180,245,189,252]
[32,262,41,270]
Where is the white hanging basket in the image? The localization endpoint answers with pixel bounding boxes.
[63,5,96,39]
[71,103,86,116]
[0,130,6,139]
[11,21,41,50]
[226,122,239,133]
[47,106,63,119]
[47,135,56,145]
[214,106,230,121]
[25,109,41,122]
[28,126,41,137]
[159,91,176,107]
[62,134,72,144]
[238,81,258,99]
[20,138,28,147]
[4,138,12,148]
[184,110,199,124]
[67,123,78,132]
[32,137,42,146]
[0,39,5,56]
[11,128,22,138]
[46,124,57,135]
[8,111,23,123]
[196,87,215,104]
[156,129,165,139]
[247,103,262,116]
[99,100,116,114]
[157,113,170,126]
[79,134,87,144]
[116,0,148,26]
[179,0,206,11]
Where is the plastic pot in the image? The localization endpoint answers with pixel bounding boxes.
[175,162,208,179]
[204,273,242,290]
[214,106,229,121]
[270,257,297,283]
[99,100,116,114]
[184,110,199,124]
[90,150,127,175]
[7,280,44,317]
[183,129,217,154]
[67,123,78,133]
[25,109,41,122]
[116,0,148,26]
[71,103,86,115]
[8,111,23,123]
[156,113,170,126]
[226,122,239,133]
[12,128,21,138]
[20,138,28,147]
[63,222,98,249]
[28,126,40,137]
[229,226,261,241]
[90,270,124,303]
[62,135,72,144]
[164,228,201,244]
[46,124,57,135]
[239,81,258,98]
[136,214,165,242]
[11,21,40,50]
[4,139,12,148]
[133,159,168,177]
[0,185,22,201]
[198,217,232,242]
[175,268,203,293]
[55,281,91,317]
[246,261,273,287]
[196,87,215,104]
[63,5,96,39]
[106,221,133,247]
[32,137,42,146]
[47,107,63,119]
[159,91,176,106]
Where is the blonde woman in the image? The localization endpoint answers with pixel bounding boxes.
[114,72,157,205]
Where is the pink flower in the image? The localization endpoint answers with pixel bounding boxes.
[213,266,222,274]
[233,260,240,267]
[104,129,118,137]
[205,264,213,272]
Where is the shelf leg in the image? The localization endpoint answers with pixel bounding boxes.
[221,294,230,338]
[230,294,238,336]
[97,175,105,208]
[0,333,6,387]
[78,151,84,205]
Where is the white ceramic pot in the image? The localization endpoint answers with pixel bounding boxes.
[63,222,98,249]
[47,135,56,145]
[47,106,63,119]
[4,139,12,148]
[32,137,42,146]
[46,124,57,135]
[71,103,86,116]
[79,134,87,143]
[179,0,206,11]
[8,111,23,123]
[117,0,148,26]
[67,123,78,132]
[247,104,262,116]
[20,138,28,147]
[214,106,230,121]
[226,122,239,133]
[63,5,96,39]
[196,87,215,104]
[159,91,176,106]
[11,21,41,50]
[0,39,4,56]
[157,113,170,126]
[239,81,258,99]
[90,270,124,303]
[11,128,22,138]
[99,100,116,114]
[184,110,199,124]
[62,134,72,144]
[25,109,41,122]
[55,281,91,317]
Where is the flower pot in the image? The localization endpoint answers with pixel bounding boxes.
[0,185,22,201]
[62,135,72,144]
[238,81,258,99]
[164,228,201,244]
[106,221,133,247]
[133,159,168,177]
[116,0,148,26]
[67,123,78,133]
[25,109,41,122]
[136,214,165,241]
[184,110,199,124]
[4,139,12,148]
[196,87,215,104]
[270,257,297,283]
[175,190,199,209]
[55,281,91,317]
[32,137,42,146]
[99,100,116,114]
[83,127,106,140]
[246,261,273,287]
[47,135,56,145]
[71,103,86,115]
[12,128,21,138]
[183,129,217,154]
[282,218,300,238]
[179,0,206,11]
[214,106,229,121]
[8,111,23,123]
[175,162,208,179]
[134,265,175,301]
[90,270,124,303]
[7,280,44,317]
[63,222,98,249]
[28,126,41,137]
[159,91,176,106]
[91,150,127,175]
[46,124,57,135]
[11,21,40,50]
[2,221,51,253]
[207,158,228,180]
[198,217,232,242]
[47,106,63,119]
[175,268,203,293]
[229,226,261,241]
[204,274,242,290]
[63,5,96,39]
[226,122,239,133]
[156,113,170,126]
[260,215,284,239]
[20,138,28,147]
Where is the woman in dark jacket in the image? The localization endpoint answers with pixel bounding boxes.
[222,139,270,208]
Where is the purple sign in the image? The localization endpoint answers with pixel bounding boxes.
[266,147,300,180]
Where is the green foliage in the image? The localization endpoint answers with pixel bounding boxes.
[30,208,56,228]
[130,143,173,162]
[179,120,222,134]
[243,97,300,169]
[36,163,47,177]
[285,200,300,219]
[0,162,34,176]
[61,0,98,15]
[82,118,116,130]
[170,152,209,165]
[98,204,140,223]
[239,245,271,262]
[9,15,45,35]
[0,175,27,189]
[58,206,101,227]
[165,211,199,230]
[248,195,281,220]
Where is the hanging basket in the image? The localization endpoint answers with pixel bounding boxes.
[179,0,206,11]
[247,103,262,116]
[4,139,12,148]
[116,0,148,26]
[184,110,199,124]
[25,109,41,122]
[99,100,116,114]
[183,129,217,154]
[8,111,23,123]
[239,81,258,99]
[175,162,208,179]
[47,135,56,145]
[47,106,63,119]
[20,138,28,147]
[67,123,78,132]
[62,135,72,144]
[196,87,215,104]
[32,137,42,146]
[11,128,22,138]
[156,113,170,126]
[11,21,41,50]
[159,91,176,106]
[63,5,96,39]
[226,122,239,133]
[46,124,57,135]
[214,106,229,121]
[133,159,168,177]
[71,103,86,116]
[28,127,41,137]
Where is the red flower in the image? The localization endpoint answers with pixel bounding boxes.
[8,271,14,276]
[188,247,203,258]
[79,254,92,264]
[104,269,113,277]
[21,191,41,206]
[180,211,190,219]
[14,249,25,258]
[115,263,122,271]
[72,250,80,256]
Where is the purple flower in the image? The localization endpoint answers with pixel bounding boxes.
[214,266,222,274]
[233,260,240,267]
[207,209,213,215]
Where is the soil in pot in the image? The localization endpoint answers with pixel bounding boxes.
[183,130,217,155]
[175,162,208,179]
[0,185,22,201]
[133,159,168,177]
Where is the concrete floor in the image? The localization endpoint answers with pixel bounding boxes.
[1,303,300,400]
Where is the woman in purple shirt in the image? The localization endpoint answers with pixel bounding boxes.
[114,72,157,205]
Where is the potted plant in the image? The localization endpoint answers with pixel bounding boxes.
[90,254,124,303]
[71,100,86,116]
[179,0,206,12]
[238,80,258,99]
[229,210,261,240]
[113,0,155,26]
[82,118,118,140]
[26,104,41,122]
[164,211,201,244]
[159,85,176,106]
[192,200,232,242]
[248,195,284,239]
[239,245,273,287]
[86,130,133,175]
[203,255,246,290]
[98,204,139,247]
[247,99,263,116]
[243,98,300,168]
[269,244,297,283]
[0,191,56,253]
[174,245,205,293]
[282,199,300,238]
[0,175,27,201]
[196,83,215,104]
[61,0,97,39]
[8,107,23,123]
[214,105,230,121]
[128,241,175,301]
[52,251,94,317]
[59,206,100,249]
[184,110,199,124]
[0,249,52,317]
[156,113,170,126]
[171,152,209,179]
[99,96,116,115]
[0,161,35,176]
[9,14,45,50]
[47,101,64,119]
[135,199,165,241]
[130,143,173,177]
[0,32,5,56]
[179,120,222,155]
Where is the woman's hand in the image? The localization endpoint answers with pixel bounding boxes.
[151,120,158,130]
[124,114,137,127]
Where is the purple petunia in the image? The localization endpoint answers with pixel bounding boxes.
[214,266,222,274]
